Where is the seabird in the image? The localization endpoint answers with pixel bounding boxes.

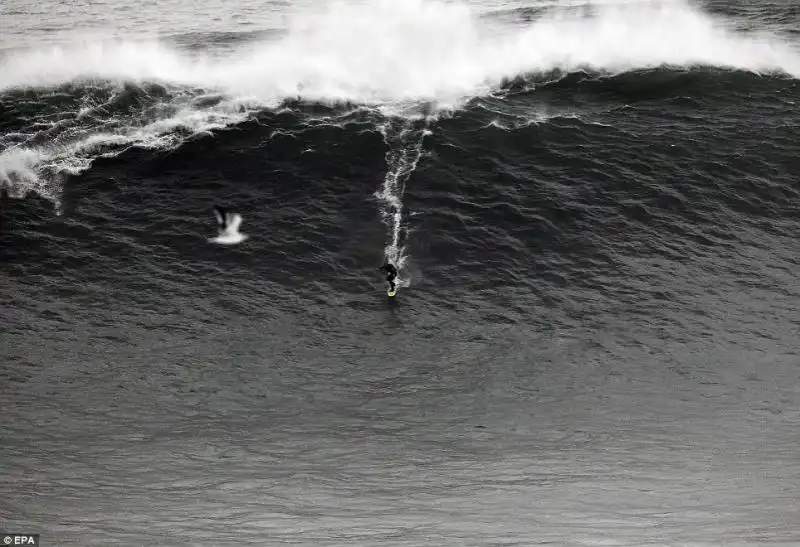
[208,206,248,245]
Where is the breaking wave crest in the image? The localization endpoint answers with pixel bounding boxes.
[1,0,798,207]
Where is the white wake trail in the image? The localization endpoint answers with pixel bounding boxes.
[375,121,431,284]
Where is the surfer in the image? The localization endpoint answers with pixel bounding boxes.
[378,263,398,293]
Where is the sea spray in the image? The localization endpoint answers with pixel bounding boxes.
[3,0,796,98]
[2,0,798,208]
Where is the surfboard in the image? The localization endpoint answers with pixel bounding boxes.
[387,288,397,297]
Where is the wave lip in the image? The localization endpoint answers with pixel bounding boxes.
[1,0,798,209]
[1,0,798,103]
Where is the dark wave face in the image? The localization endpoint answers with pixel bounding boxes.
[2,0,800,545]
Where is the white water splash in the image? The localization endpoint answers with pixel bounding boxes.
[0,147,66,209]
[1,0,798,208]
[0,99,251,213]
[2,0,798,99]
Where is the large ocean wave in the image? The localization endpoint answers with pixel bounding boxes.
[1,0,798,208]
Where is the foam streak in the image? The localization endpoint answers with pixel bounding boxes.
[375,121,430,282]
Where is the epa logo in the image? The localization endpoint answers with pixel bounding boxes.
[2,535,38,545]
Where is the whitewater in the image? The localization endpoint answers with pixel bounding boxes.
[1,0,799,209]
[2,0,798,99]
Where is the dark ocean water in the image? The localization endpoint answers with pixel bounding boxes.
[1,0,799,545]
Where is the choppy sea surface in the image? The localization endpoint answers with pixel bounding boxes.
[1,0,799,545]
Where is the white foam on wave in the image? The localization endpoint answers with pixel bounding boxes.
[2,0,797,100]
[0,147,64,204]
[1,0,798,208]
[0,103,250,210]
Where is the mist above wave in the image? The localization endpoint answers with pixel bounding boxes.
[1,0,797,106]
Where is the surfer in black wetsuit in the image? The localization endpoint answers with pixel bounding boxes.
[378,263,398,292]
